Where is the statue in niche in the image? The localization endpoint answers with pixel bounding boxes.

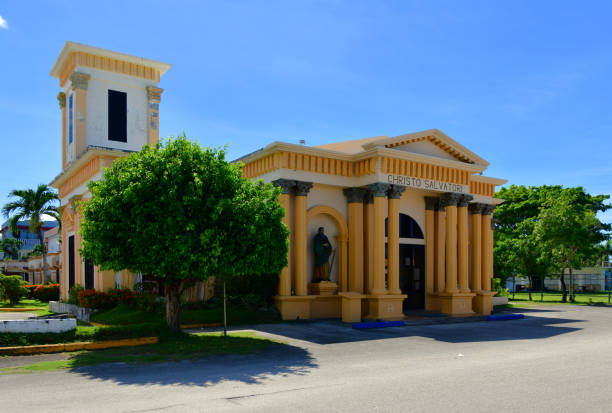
[313,227,334,283]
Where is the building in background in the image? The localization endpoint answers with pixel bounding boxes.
[0,219,58,257]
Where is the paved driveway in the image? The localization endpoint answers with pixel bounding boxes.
[0,311,37,320]
[2,305,612,412]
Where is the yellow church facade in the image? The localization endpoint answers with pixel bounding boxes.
[239,131,506,320]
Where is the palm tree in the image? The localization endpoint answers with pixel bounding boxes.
[2,184,60,281]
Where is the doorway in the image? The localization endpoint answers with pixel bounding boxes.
[68,235,75,289]
[399,244,425,311]
[84,260,94,290]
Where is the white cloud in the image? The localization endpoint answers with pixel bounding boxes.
[0,15,7,30]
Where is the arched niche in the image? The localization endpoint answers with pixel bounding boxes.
[306,205,348,292]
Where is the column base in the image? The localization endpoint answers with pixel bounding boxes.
[438,292,476,316]
[425,292,441,312]
[308,281,338,296]
[365,294,407,320]
[274,295,316,320]
[473,291,496,315]
[339,292,365,323]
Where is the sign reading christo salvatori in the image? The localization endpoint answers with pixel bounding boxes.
[387,174,467,193]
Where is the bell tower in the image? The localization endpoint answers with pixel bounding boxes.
[50,41,171,170]
[49,42,171,299]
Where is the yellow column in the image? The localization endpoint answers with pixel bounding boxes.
[363,193,374,293]
[57,92,67,169]
[470,203,483,291]
[435,205,446,293]
[69,72,90,157]
[387,185,406,295]
[441,193,460,293]
[368,183,390,295]
[344,188,366,293]
[336,235,348,292]
[457,195,473,293]
[294,181,313,296]
[481,205,494,292]
[146,86,163,146]
[424,197,437,301]
[273,179,295,296]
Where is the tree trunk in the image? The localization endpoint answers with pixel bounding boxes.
[528,275,533,301]
[38,229,50,283]
[569,268,574,302]
[165,283,182,331]
[560,266,567,302]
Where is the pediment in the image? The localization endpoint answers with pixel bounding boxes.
[362,129,489,166]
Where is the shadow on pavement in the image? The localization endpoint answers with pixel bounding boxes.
[69,342,317,387]
[247,314,584,345]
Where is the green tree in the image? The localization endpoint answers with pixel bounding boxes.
[1,238,23,260]
[2,184,60,280]
[535,188,611,302]
[80,136,289,330]
[494,185,562,298]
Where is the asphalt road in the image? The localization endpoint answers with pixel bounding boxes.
[2,305,612,412]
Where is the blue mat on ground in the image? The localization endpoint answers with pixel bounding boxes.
[352,320,405,329]
[487,314,525,321]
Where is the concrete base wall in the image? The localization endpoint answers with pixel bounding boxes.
[0,318,76,333]
[49,301,95,322]
[493,296,509,306]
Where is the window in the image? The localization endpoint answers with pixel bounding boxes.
[108,89,127,142]
[68,94,73,144]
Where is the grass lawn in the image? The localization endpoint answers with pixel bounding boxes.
[509,291,612,305]
[0,299,54,316]
[90,303,281,326]
[0,322,168,347]
[0,331,281,374]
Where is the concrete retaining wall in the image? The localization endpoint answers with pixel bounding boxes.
[493,296,509,306]
[0,318,76,333]
[49,301,95,322]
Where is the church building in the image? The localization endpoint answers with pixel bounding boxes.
[238,131,506,320]
[49,42,506,321]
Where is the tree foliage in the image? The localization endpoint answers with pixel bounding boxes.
[2,184,60,278]
[1,238,23,260]
[0,274,27,305]
[494,185,610,301]
[80,136,289,330]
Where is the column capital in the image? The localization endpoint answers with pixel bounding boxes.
[272,179,296,195]
[367,183,391,197]
[457,194,474,207]
[294,181,313,196]
[146,86,164,102]
[387,184,406,199]
[69,72,90,90]
[57,92,66,109]
[482,204,495,215]
[343,187,367,203]
[469,203,485,214]
[364,191,374,204]
[424,196,439,211]
[440,192,461,207]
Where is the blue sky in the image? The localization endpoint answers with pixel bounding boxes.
[0,0,610,223]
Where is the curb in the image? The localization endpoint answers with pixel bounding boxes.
[89,321,222,329]
[0,308,44,312]
[0,337,158,355]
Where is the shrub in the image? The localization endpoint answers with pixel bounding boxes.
[78,289,114,309]
[134,290,161,313]
[106,288,137,307]
[24,284,38,299]
[223,273,280,310]
[34,284,60,302]
[0,274,28,305]
[68,284,84,305]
